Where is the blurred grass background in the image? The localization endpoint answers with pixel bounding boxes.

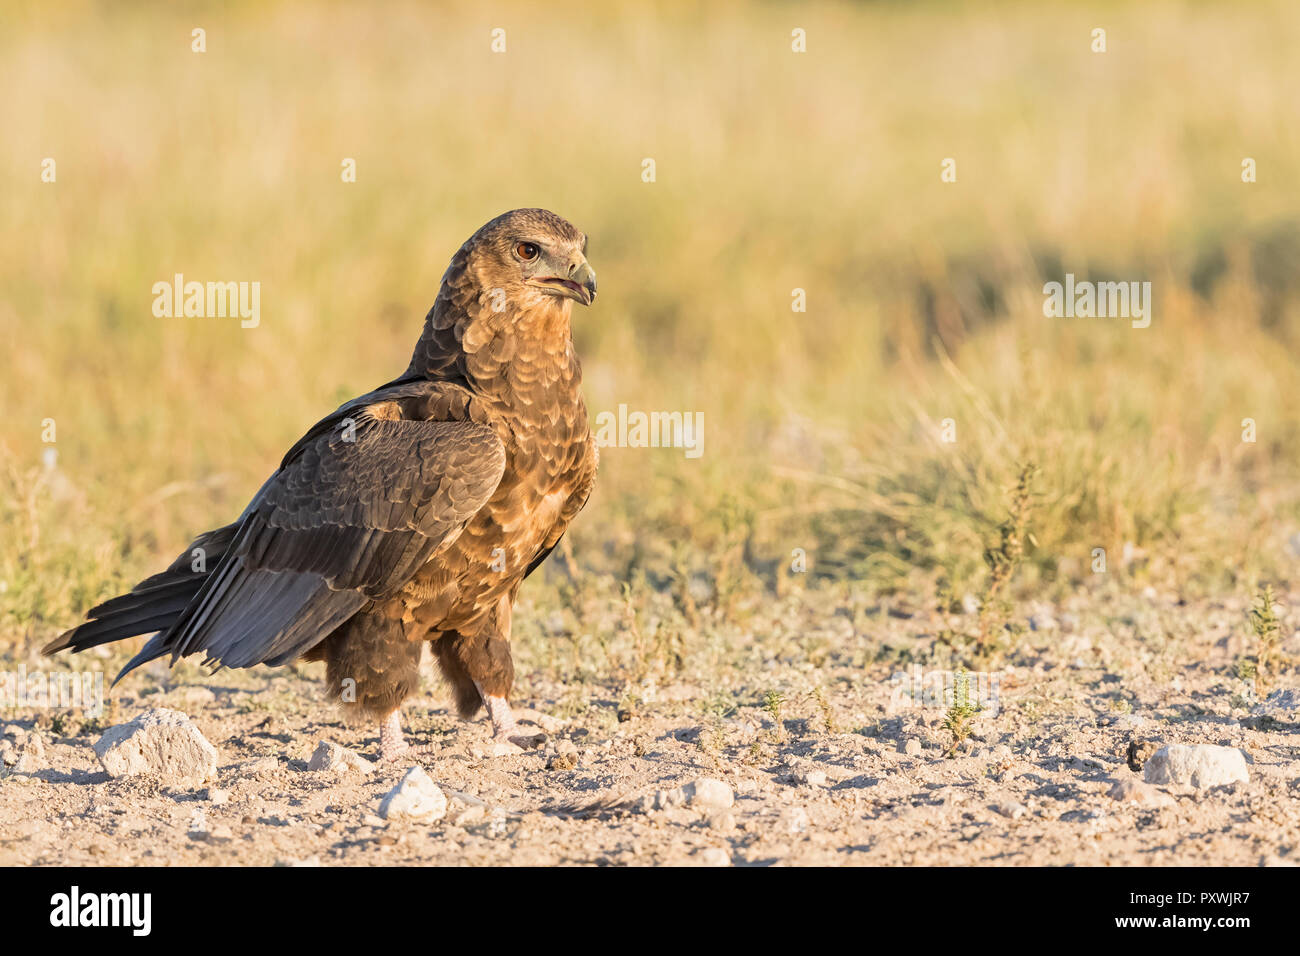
[3,0,1300,653]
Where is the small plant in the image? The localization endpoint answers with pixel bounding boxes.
[974,463,1038,664]
[762,689,788,743]
[810,685,839,734]
[701,691,736,720]
[1248,584,1284,698]
[943,669,981,757]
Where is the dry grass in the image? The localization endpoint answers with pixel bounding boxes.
[2,0,1300,657]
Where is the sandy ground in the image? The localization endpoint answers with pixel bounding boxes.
[1,586,1298,866]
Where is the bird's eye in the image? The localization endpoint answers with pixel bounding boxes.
[516,242,540,261]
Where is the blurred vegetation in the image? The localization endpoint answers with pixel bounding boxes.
[3,0,1300,654]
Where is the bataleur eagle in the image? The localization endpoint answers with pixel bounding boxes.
[45,208,599,760]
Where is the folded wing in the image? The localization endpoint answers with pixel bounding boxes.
[105,391,504,681]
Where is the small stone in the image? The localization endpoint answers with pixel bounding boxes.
[451,805,486,827]
[93,708,218,783]
[378,766,447,822]
[307,741,374,775]
[1107,777,1175,807]
[204,788,230,805]
[694,847,731,867]
[556,739,579,756]
[1143,745,1249,789]
[708,811,736,833]
[798,770,829,787]
[681,778,734,810]
[993,800,1026,819]
[902,738,922,756]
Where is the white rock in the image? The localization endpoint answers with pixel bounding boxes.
[93,708,218,783]
[993,800,1026,819]
[307,741,374,775]
[681,778,734,809]
[378,766,447,822]
[1143,745,1249,789]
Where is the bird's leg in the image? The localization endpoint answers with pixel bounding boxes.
[475,681,546,751]
[376,710,442,763]
[379,710,409,762]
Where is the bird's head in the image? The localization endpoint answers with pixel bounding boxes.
[463,208,596,310]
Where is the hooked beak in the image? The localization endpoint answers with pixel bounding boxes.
[529,258,597,306]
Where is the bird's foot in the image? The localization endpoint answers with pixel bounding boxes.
[479,689,547,752]
[376,710,441,764]
[379,743,440,765]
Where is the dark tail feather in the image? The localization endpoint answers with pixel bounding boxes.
[43,523,239,658]
[42,578,202,657]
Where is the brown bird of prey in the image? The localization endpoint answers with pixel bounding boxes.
[45,208,599,760]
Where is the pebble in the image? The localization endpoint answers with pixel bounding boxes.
[93,708,218,783]
[378,766,448,822]
[681,778,734,809]
[307,741,375,775]
[1143,745,1249,789]
[993,800,1026,819]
